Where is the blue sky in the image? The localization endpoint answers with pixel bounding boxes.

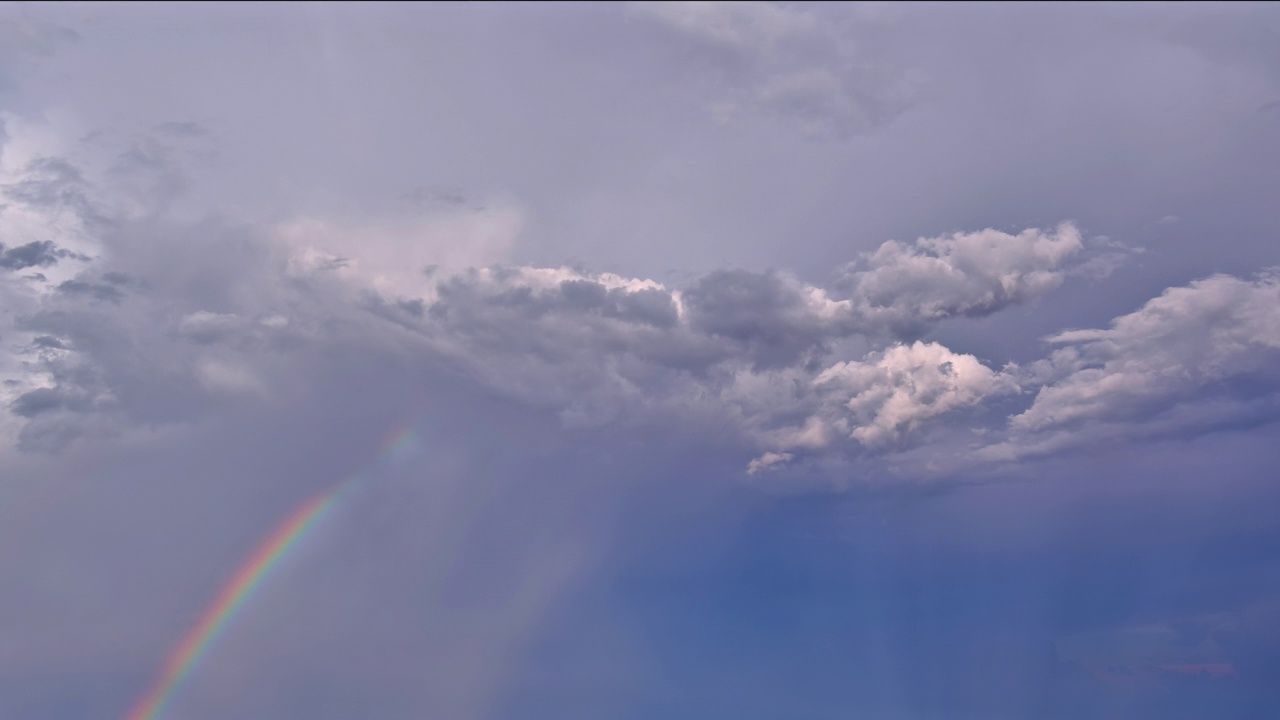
[1,2,1280,719]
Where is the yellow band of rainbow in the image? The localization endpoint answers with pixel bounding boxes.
[124,423,417,720]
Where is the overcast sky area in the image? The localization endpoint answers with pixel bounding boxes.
[2,2,1280,718]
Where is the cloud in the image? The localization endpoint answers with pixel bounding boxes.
[0,240,62,270]
[54,276,126,303]
[9,385,88,418]
[0,131,1102,473]
[746,450,792,475]
[397,234,1079,470]
[840,223,1085,336]
[681,268,854,368]
[0,119,103,286]
[0,116,1255,482]
[0,213,1078,469]
[423,264,1068,479]
[631,1,921,139]
[988,268,1280,459]
[1,155,98,218]
[813,340,1017,449]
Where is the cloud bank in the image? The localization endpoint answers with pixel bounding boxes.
[5,130,1276,478]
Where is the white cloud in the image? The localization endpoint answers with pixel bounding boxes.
[815,341,1017,449]
[991,269,1280,458]
[746,450,792,475]
[842,223,1084,335]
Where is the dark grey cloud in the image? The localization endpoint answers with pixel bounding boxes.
[29,334,66,350]
[9,386,82,417]
[54,278,125,303]
[0,240,61,270]
[683,269,842,369]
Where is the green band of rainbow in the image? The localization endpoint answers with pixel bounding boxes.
[124,424,417,720]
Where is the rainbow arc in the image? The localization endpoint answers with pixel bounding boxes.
[124,424,417,720]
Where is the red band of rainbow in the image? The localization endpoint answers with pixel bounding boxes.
[124,423,417,720]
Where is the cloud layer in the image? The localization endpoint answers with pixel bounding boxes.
[5,132,1276,478]
[989,268,1280,458]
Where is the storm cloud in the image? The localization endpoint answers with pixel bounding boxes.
[2,3,1280,720]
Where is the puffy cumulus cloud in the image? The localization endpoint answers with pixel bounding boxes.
[986,269,1280,459]
[841,223,1085,336]
[362,265,1041,475]
[814,341,1017,449]
[630,1,920,139]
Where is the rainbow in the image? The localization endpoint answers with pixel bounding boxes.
[124,423,418,720]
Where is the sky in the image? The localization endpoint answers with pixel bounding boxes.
[1,1,1279,718]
